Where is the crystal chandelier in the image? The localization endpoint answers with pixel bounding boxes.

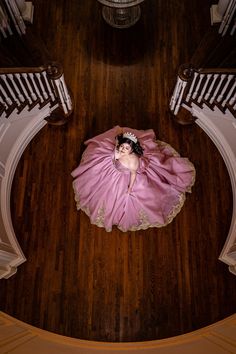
[97,0,145,29]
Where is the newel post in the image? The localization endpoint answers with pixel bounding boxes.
[170,64,196,125]
[46,62,74,126]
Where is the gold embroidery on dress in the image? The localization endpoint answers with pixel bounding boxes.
[73,185,81,210]
[118,192,187,232]
[72,183,110,229]
[138,210,151,229]
[95,206,105,228]
[156,139,180,157]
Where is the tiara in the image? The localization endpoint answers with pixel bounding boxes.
[123,132,137,143]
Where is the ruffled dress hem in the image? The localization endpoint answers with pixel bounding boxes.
[73,181,189,232]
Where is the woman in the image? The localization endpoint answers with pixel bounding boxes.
[114,132,143,194]
[71,126,195,232]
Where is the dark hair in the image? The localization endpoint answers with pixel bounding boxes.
[116,134,144,156]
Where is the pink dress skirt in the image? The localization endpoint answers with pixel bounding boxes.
[71,126,196,232]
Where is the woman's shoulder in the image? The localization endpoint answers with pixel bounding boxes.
[117,154,139,171]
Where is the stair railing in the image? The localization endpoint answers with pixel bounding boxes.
[170,65,236,123]
[218,0,236,36]
[0,62,73,124]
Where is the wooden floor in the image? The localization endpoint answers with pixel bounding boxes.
[1,0,236,343]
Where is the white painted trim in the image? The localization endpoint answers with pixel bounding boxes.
[0,107,49,278]
[191,104,236,274]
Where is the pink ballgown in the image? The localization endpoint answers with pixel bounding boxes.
[71,126,195,232]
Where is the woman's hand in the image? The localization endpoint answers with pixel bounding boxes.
[127,187,132,194]
[127,170,136,195]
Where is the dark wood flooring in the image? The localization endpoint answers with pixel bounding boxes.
[1,0,236,343]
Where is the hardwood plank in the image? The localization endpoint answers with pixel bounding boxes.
[1,0,236,343]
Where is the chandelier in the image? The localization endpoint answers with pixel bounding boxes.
[97,0,145,29]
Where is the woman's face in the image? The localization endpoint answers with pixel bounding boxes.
[119,143,132,155]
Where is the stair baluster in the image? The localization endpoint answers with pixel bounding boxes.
[170,65,236,124]
[0,63,73,124]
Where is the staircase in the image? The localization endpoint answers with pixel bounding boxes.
[170,65,236,275]
[0,63,73,278]
[0,62,73,124]
[170,65,236,121]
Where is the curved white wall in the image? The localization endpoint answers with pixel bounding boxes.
[0,106,48,278]
[191,103,236,275]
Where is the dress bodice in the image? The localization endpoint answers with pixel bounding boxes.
[114,159,131,173]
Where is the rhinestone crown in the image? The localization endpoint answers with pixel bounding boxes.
[123,132,137,143]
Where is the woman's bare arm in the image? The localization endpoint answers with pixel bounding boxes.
[127,156,139,193]
[128,169,137,193]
